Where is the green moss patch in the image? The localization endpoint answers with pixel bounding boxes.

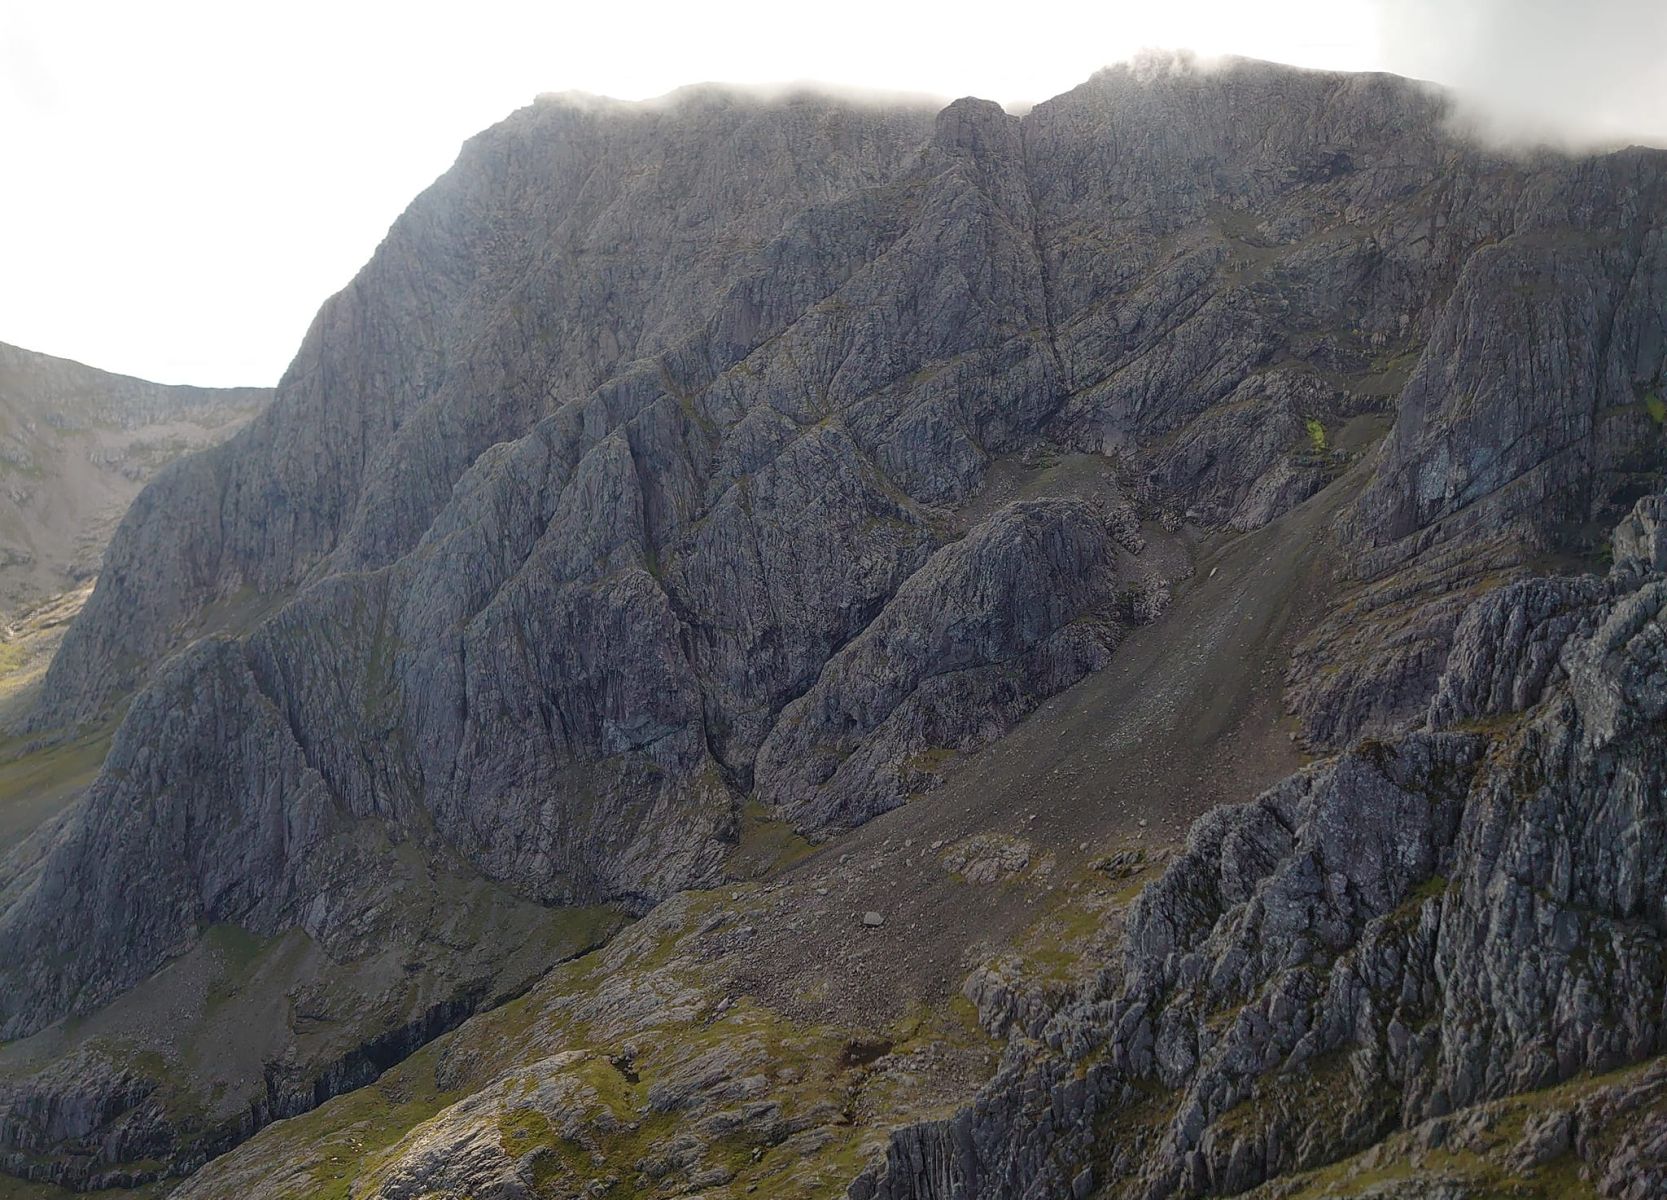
[727,801,819,879]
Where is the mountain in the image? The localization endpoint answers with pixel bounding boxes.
[0,343,267,726]
[2,53,1666,1198]
[0,342,268,619]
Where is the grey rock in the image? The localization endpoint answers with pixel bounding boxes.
[2,637,334,1033]
[7,53,1667,1190]
[756,498,1134,832]
[1614,493,1667,571]
[1426,572,1611,729]
[856,491,1667,1199]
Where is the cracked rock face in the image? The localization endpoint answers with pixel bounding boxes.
[857,491,1667,1199]
[755,497,1142,832]
[3,52,1667,1194]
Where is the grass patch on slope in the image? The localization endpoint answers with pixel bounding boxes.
[0,726,111,847]
[204,890,995,1200]
[1253,1057,1662,1200]
[726,801,818,879]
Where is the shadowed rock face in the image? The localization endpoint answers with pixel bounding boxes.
[2,58,1665,1177]
[754,496,1146,832]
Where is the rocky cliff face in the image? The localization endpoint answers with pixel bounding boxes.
[3,53,1666,1197]
[855,495,1667,1199]
[139,488,1667,1200]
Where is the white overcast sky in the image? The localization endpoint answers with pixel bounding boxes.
[3,0,1665,387]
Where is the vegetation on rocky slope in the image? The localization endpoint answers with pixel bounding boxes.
[4,52,1667,1200]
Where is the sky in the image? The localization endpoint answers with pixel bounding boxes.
[3,0,1665,388]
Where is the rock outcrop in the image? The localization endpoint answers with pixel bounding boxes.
[3,53,1666,1194]
[755,496,1149,831]
[856,491,1667,1199]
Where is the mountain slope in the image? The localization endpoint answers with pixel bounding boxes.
[0,342,267,622]
[0,343,267,722]
[150,485,1667,1200]
[854,495,1667,1200]
[2,54,1666,1196]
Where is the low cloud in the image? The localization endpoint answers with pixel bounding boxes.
[1377,0,1667,150]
